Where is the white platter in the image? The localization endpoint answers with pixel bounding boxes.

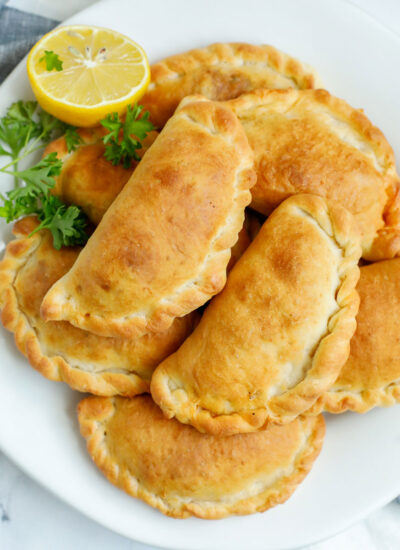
[1,0,400,549]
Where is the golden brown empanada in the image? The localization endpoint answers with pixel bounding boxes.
[0,217,198,396]
[41,96,256,339]
[308,259,400,414]
[49,125,249,272]
[227,88,400,261]
[141,43,320,128]
[151,194,361,435]
[44,128,158,225]
[78,394,325,519]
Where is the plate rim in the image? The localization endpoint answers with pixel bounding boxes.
[1,0,400,548]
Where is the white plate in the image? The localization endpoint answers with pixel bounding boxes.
[1,0,400,549]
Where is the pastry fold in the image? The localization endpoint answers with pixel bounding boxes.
[308,259,400,414]
[151,194,361,434]
[0,217,197,396]
[227,210,261,271]
[141,42,320,128]
[78,395,325,519]
[227,88,400,261]
[40,96,256,338]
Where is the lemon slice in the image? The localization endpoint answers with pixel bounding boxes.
[27,25,150,127]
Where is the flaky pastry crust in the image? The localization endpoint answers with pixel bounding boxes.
[41,96,256,339]
[308,259,400,414]
[227,88,400,261]
[141,42,320,128]
[151,194,361,434]
[0,218,197,396]
[78,395,325,519]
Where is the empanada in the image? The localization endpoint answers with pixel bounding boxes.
[0,217,198,396]
[308,259,400,414]
[45,128,158,224]
[78,394,325,519]
[41,96,256,339]
[227,88,400,261]
[151,194,361,434]
[48,127,252,273]
[141,42,320,128]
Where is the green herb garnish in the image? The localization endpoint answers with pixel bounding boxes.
[30,195,88,250]
[0,101,88,249]
[100,103,154,169]
[39,50,63,72]
[64,127,83,153]
[0,100,81,172]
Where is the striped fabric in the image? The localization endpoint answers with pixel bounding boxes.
[0,1,58,82]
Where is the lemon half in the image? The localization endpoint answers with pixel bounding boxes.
[27,25,150,127]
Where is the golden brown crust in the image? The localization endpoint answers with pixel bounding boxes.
[78,395,325,519]
[227,88,400,261]
[308,259,400,414]
[141,42,320,128]
[40,96,256,339]
[151,194,361,434]
[309,384,400,415]
[44,128,158,225]
[0,218,198,396]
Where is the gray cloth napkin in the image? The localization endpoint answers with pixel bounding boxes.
[0,1,58,83]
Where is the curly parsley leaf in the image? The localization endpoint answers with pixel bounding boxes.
[0,101,39,159]
[64,127,83,153]
[0,100,64,161]
[13,152,63,192]
[30,195,88,249]
[4,100,41,146]
[39,50,63,72]
[5,101,38,125]
[0,191,38,222]
[0,101,83,167]
[101,104,154,169]
[0,100,91,249]
[0,153,88,249]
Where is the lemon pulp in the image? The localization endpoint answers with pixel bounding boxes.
[27,25,151,127]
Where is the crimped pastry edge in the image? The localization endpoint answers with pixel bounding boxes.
[227,88,397,170]
[41,96,256,339]
[77,396,325,519]
[227,88,400,261]
[0,220,149,396]
[151,194,361,434]
[149,42,320,89]
[306,381,400,415]
[141,42,321,127]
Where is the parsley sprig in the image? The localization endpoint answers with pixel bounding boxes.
[0,100,153,249]
[30,195,88,250]
[0,152,88,249]
[100,104,154,169]
[0,152,62,210]
[0,101,87,249]
[0,100,82,181]
[39,50,63,72]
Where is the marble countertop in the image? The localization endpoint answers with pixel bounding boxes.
[1,1,400,549]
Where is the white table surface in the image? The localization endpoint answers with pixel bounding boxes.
[1,1,400,549]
